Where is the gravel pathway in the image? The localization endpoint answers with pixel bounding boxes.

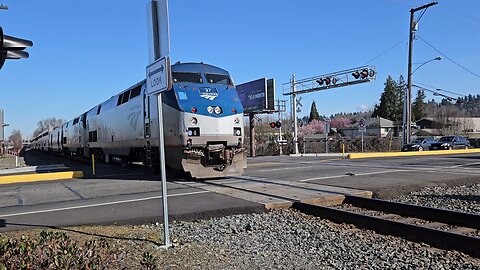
[390,184,480,214]
[149,209,480,269]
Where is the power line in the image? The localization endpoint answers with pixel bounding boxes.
[417,35,480,79]
[413,81,464,96]
[364,37,408,64]
[442,4,480,25]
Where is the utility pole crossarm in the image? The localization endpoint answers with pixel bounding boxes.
[411,1,438,13]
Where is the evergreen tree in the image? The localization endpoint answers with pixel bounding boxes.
[372,76,403,121]
[396,75,406,120]
[412,89,426,121]
[308,101,320,123]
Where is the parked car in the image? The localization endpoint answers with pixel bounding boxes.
[429,136,470,150]
[402,137,435,151]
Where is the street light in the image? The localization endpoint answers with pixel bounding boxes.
[403,56,442,145]
[412,56,442,74]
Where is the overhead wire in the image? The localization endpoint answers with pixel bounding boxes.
[413,81,465,97]
[442,3,480,25]
[364,37,408,65]
[417,35,480,80]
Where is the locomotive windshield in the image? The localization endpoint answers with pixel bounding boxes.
[205,73,233,86]
[172,72,203,83]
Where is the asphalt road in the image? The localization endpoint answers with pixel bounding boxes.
[1,150,479,231]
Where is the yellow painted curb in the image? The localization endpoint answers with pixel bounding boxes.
[0,171,83,185]
[348,148,480,159]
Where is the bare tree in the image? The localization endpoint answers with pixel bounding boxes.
[8,129,22,150]
[32,118,65,137]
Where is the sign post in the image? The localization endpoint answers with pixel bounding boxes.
[147,0,172,248]
[359,119,366,152]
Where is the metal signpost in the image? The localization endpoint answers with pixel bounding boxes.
[147,0,172,248]
[359,118,366,152]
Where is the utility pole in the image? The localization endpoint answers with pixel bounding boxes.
[404,1,438,145]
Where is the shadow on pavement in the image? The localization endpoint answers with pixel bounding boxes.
[20,150,189,182]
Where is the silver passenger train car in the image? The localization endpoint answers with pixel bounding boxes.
[31,62,247,178]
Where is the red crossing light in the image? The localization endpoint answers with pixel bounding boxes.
[269,122,276,128]
[360,69,369,79]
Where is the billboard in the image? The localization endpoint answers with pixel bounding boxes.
[236,78,275,113]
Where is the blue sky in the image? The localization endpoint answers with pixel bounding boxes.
[1,0,479,138]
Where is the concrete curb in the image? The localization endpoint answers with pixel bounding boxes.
[348,148,480,159]
[0,171,83,185]
[0,164,67,176]
[290,153,345,158]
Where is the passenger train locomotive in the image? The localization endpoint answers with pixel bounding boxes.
[31,62,247,178]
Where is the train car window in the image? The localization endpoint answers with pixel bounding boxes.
[205,73,233,86]
[117,95,123,106]
[73,118,79,125]
[130,86,141,99]
[97,105,102,115]
[122,90,130,104]
[172,72,203,83]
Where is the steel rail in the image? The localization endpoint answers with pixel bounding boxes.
[344,195,480,229]
[293,200,480,258]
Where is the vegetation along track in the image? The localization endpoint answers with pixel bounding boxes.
[293,196,480,258]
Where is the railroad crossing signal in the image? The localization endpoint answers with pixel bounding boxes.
[296,96,302,112]
[352,68,375,80]
[269,121,282,128]
[0,27,33,70]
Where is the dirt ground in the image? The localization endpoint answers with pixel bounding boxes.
[1,225,221,270]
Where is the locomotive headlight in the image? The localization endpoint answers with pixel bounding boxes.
[191,117,198,125]
[214,106,222,115]
[207,106,214,114]
[234,117,240,124]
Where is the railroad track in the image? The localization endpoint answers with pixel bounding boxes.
[293,195,480,258]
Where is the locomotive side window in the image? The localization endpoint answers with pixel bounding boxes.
[117,90,132,106]
[130,86,141,99]
[172,72,203,83]
[97,105,102,115]
[205,73,233,86]
[122,90,130,104]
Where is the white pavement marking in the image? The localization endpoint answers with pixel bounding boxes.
[255,165,315,172]
[298,169,408,182]
[0,190,209,218]
[449,161,480,168]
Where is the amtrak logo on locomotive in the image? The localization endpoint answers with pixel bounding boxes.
[199,87,218,100]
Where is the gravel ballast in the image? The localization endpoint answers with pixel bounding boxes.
[390,183,480,214]
[149,209,480,269]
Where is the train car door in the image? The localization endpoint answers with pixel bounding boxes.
[81,112,89,157]
[144,93,151,138]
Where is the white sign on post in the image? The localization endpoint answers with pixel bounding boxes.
[146,56,171,95]
[358,118,366,133]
